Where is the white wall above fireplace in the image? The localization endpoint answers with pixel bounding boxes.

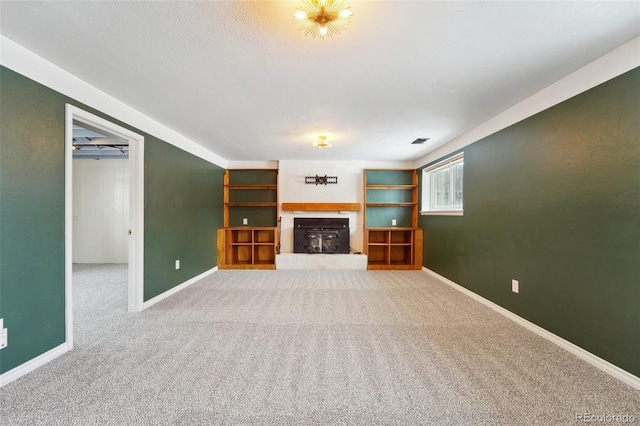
[279,160,364,253]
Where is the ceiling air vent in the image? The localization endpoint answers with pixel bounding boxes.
[411,138,430,144]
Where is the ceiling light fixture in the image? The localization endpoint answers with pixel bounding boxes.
[314,135,332,148]
[294,0,353,39]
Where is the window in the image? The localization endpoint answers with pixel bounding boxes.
[421,152,464,215]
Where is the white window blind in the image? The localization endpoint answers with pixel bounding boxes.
[422,153,464,215]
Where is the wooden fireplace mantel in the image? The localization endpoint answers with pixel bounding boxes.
[281,202,361,212]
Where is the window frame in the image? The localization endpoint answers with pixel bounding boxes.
[421,152,464,216]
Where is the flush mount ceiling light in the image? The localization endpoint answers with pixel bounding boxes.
[314,135,332,148]
[294,0,353,39]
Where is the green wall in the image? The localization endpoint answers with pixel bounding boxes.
[419,67,640,376]
[144,141,223,300]
[0,66,224,374]
[0,67,67,375]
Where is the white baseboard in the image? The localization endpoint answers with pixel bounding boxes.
[422,267,640,390]
[0,342,71,388]
[141,266,218,310]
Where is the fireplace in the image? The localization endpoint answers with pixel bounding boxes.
[293,218,350,254]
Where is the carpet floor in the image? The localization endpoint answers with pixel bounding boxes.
[0,265,638,425]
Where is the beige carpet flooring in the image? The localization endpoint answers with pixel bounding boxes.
[0,265,638,425]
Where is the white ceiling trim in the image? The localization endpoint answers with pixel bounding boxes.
[0,35,228,169]
[414,36,640,168]
[225,160,281,170]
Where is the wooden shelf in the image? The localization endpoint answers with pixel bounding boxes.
[365,185,417,190]
[281,202,361,212]
[227,202,277,207]
[227,185,277,190]
[365,202,417,207]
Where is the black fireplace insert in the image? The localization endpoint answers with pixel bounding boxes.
[293,218,350,254]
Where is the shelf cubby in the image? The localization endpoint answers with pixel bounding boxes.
[218,227,277,269]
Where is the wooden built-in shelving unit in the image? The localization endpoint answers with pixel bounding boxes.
[363,169,423,270]
[217,227,277,269]
[218,169,279,269]
[364,228,423,270]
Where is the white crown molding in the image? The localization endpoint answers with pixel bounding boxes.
[226,161,280,169]
[414,36,640,168]
[224,160,417,170]
[422,267,640,390]
[0,35,228,169]
[361,161,415,169]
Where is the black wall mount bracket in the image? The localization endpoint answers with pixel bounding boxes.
[305,175,338,185]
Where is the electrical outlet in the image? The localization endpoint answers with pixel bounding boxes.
[175,260,180,270]
[512,279,519,293]
[392,219,397,226]
[242,218,248,225]
[0,328,7,349]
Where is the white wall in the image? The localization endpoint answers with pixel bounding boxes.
[73,158,129,263]
[279,160,363,253]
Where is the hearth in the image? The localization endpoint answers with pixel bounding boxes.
[293,218,350,254]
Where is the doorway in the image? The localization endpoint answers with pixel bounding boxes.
[65,105,145,348]
[72,122,130,264]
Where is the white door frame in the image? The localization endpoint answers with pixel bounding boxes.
[65,104,145,346]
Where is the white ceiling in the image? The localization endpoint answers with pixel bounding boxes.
[1,1,639,163]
